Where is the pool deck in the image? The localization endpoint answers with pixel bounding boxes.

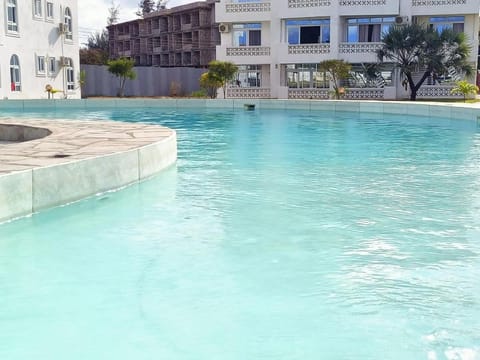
[0,118,177,222]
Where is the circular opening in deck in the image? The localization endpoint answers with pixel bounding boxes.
[0,124,52,144]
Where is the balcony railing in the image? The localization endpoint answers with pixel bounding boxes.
[227,87,271,98]
[339,42,383,54]
[340,0,386,5]
[344,88,384,99]
[412,0,465,5]
[288,88,329,99]
[288,44,330,55]
[288,0,331,8]
[226,1,271,12]
[226,46,271,56]
[416,86,461,98]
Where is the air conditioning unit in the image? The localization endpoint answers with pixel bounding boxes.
[395,16,409,25]
[219,23,230,33]
[58,23,65,33]
[59,56,70,67]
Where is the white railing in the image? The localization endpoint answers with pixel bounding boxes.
[288,0,331,7]
[288,44,330,55]
[227,87,271,98]
[340,0,386,5]
[412,0,465,5]
[339,42,383,54]
[288,88,329,99]
[226,46,271,56]
[344,88,384,99]
[226,1,271,12]
[416,86,461,98]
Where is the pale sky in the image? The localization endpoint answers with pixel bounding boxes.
[78,0,202,45]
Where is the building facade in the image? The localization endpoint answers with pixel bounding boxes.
[215,0,480,100]
[0,0,80,99]
[108,0,219,68]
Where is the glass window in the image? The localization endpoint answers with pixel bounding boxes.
[286,19,330,44]
[286,64,329,89]
[48,57,56,74]
[233,65,262,87]
[345,63,393,88]
[232,23,261,46]
[346,17,395,43]
[33,0,42,17]
[65,58,75,90]
[64,7,73,40]
[10,55,21,92]
[429,16,464,33]
[36,55,46,74]
[7,0,18,32]
[46,1,54,19]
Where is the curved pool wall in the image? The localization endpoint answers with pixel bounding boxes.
[0,98,478,223]
[0,118,177,222]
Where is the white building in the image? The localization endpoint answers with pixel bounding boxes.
[215,0,480,100]
[0,0,80,99]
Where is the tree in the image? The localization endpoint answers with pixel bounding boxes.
[107,1,120,26]
[199,72,222,99]
[450,80,478,102]
[319,59,351,99]
[377,24,473,101]
[136,0,156,17]
[206,61,238,98]
[107,58,136,97]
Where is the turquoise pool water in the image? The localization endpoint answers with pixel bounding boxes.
[1,107,480,359]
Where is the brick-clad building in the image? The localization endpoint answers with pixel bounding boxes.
[108,0,219,67]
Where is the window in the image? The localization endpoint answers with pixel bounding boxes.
[36,55,46,75]
[232,23,261,46]
[429,16,464,33]
[7,0,18,32]
[10,55,21,91]
[33,0,42,17]
[234,65,262,87]
[48,57,56,74]
[287,19,330,44]
[286,64,329,89]
[66,59,75,90]
[64,7,73,40]
[346,17,395,43]
[46,1,53,19]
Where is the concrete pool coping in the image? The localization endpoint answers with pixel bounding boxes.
[1,98,480,222]
[0,118,177,222]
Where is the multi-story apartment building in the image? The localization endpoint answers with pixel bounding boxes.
[215,0,480,100]
[108,0,219,67]
[0,0,80,99]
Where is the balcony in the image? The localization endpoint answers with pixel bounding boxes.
[416,85,461,98]
[226,87,271,98]
[288,44,330,55]
[288,0,331,8]
[338,0,399,15]
[411,0,477,15]
[225,1,271,13]
[216,1,271,22]
[226,46,270,56]
[339,42,382,54]
[288,88,329,99]
[344,88,384,99]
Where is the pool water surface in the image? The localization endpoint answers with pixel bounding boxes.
[1,108,479,359]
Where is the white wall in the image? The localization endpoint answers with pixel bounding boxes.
[0,0,80,99]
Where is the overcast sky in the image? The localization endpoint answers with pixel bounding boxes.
[78,0,202,45]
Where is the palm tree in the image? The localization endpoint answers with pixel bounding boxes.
[450,80,478,102]
[377,24,473,101]
[207,61,238,99]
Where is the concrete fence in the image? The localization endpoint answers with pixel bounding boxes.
[80,65,207,97]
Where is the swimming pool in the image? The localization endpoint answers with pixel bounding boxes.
[1,104,480,359]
